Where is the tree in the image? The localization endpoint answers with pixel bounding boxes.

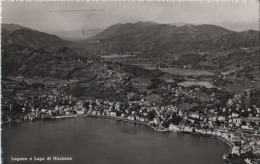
[241,151,254,159]
[250,121,256,127]
[147,111,155,121]
[241,120,247,126]
[116,110,122,117]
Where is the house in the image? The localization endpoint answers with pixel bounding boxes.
[139,118,145,122]
[210,116,216,122]
[221,132,230,140]
[252,146,260,156]
[178,110,184,117]
[41,109,47,113]
[76,110,84,115]
[212,130,221,137]
[110,112,116,117]
[241,125,253,130]
[132,77,151,86]
[244,158,253,164]
[230,133,241,143]
[169,124,180,132]
[188,119,195,124]
[232,146,241,155]
[241,145,252,154]
[183,126,193,132]
[189,112,199,119]
[196,129,207,135]
[232,113,239,118]
[218,116,226,122]
[153,117,160,125]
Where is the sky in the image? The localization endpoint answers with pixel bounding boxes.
[2,1,259,32]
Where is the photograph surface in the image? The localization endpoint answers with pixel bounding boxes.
[1,1,260,164]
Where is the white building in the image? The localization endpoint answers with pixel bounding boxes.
[232,146,240,155]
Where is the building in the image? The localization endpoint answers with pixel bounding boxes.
[232,146,241,155]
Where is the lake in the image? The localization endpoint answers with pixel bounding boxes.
[178,81,215,88]
[2,117,229,164]
[101,54,135,59]
[144,67,214,76]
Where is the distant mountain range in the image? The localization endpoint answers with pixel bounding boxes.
[93,21,232,40]
[214,21,258,32]
[2,24,69,51]
[3,28,68,51]
[1,22,259,84]
[81,21,259,56]
[2,22,259,56]
[2,24,94,55]
[168,21,258,32]
[2,23,31,31]
[50,28,104,41]
[1,23,100,78]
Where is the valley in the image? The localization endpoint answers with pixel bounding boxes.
[2,22,260,163]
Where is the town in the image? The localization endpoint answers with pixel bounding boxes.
[2,1,260,164]
[2,74,260,164]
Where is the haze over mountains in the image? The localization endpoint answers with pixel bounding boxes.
[2,24,69,50]
[215,21,259,32]
[2,22,259,59]
[2,22,259,54]
[1,23,95,56]
[168,21,259,32]
[50,28,104,41]
[3,18,257,41]
[49,21,259,41]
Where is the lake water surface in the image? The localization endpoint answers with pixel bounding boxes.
[178,81,215,88]
[101,54,135,59]
[144,67,214,76]
[2,118,229,164]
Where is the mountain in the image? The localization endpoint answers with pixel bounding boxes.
[50,28,104,41]
[1,45,96,78]
[1,25,171,102]
[1,24,101,78]
[169,22,195,27]
[2,23,30,31]
[84,22,259,56]
[214,21,258,32]
[92,22,232,41]
[207,29,260,49]
[2,28,69,51]
[2,29,10,37]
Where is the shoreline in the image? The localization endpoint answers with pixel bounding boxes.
[83,114,233,156]
[3,113,232,159]
[83,114,170,132]
[86,114,233,155]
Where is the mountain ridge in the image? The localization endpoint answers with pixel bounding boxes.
[2,23,31,32]
[82,22,259,56]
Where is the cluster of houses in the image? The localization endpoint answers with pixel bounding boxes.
[4,90,260,161]
[3,59,260,163]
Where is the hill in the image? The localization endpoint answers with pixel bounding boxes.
[2,23,30,31]
[1,24,102,79]
[213,30,260,47]
[1,25,97,56]
[83,22,259,56]
[2,28,69,51]
[93,22,231,41]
